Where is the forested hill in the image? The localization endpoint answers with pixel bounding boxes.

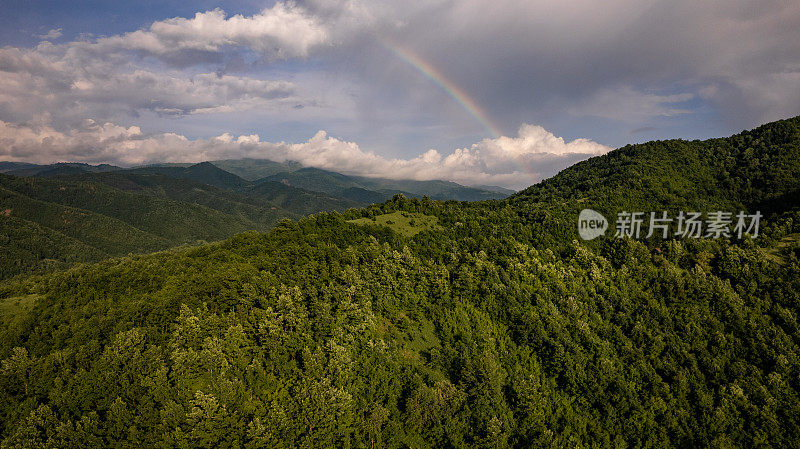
[0,173,292,279]
[514,116,800,211]
[0,160,509,279]
[506,116,800,246]
[1,117,800,447]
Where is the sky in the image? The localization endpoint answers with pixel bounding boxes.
[0,0,798,189]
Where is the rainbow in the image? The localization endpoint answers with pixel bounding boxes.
[380,39,503,139]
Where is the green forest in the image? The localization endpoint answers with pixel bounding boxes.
[0,160,509,280]
[1,117,800,447]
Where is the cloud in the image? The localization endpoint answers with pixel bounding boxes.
[0,43,303,125]
[38,28,62,40]
[94,4,329,65]
[0,119,610,189]
[0,3,350,132]
[328,0,800,135]
[568,87,694,122]
[699,68,800,126]
[2,0,799,166]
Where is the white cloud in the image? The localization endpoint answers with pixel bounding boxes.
[95,4,329,63]
[0,119,610,189]
[38,28,62,40]
[0,44,303,123]
[0,3,349,132]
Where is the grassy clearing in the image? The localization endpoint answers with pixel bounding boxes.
[347,211,441,237]
[0,294,38,332]
[763,233,800,265]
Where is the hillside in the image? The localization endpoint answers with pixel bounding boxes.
[2,162,121,178]
[0,174,290,279]
[0,159,506,279]
[515,118,800,212]
[1,117,800,447]
[68,170,367,218]
[64,172,295,226]
[0,162,39,174]
[126,162,251,191]
[263,167,512,203]
[0,215,109,279]
[350,175,515,201]
[6,160,512,207]
[211,158,303,181]
[246,180,363,216]
[261,167,373,195]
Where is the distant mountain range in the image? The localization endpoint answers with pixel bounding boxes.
[0,159,514,201]
[0,162,121,177]
[0,159,513,279]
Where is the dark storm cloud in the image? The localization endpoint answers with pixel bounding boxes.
[309,0,799,138]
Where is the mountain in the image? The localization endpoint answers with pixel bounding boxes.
[471,184,517,195]
[0,214,110,279]
[127,162,251,191]
[74,170,364,217]
[337,186,395,204]
[246,180,363,216]
[64,171,295,225]
[0,162,39,174]
[260,167,365,194]
[0,173,291,279]
[261,166,512,202]
[210,158,303,181]
[126,161,508,206]
[2,160,499,279]
[0,165,373,278]
[349,175,514,201]
[133,161,509,208]
[1,117,799,447]
[3,162,120,177]
[4,160,512,207]
[512,117,800,217]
